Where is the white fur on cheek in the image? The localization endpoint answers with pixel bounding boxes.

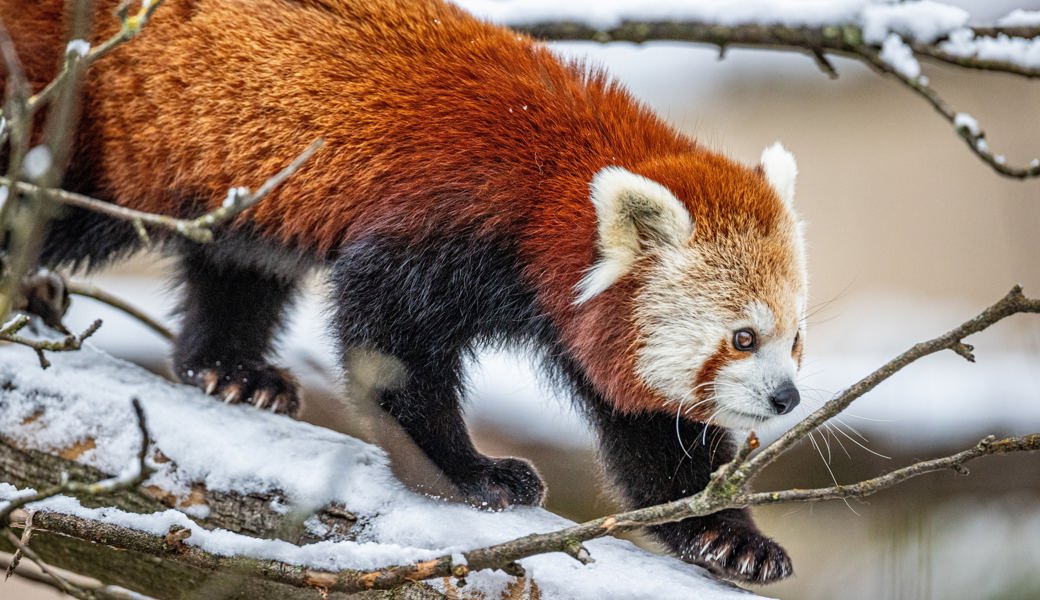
[633,248,721,403]
[575,167,693,304]
[760,142,797,207]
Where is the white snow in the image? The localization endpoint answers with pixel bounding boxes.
[223,186,249,208]
[453,0,866,31]
[996,9,1040,27]
[953,112,980,135]
[66,39,90,58]
[879,33,922,80]
[23,145,53,181]
[859,1,969,44]
[0,338,761,600]
[940,27,1040,70]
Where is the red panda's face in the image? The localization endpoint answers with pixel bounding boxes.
[632,244,806,429]
[577,144,807,429]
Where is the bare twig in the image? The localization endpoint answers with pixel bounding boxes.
[515,20,1040,178]
[1,534,155,600]
[0,138,322,245]
[740,285,1040,481]
[3,510,31,581]
[66,281,173,341]
[28,0,168,111]
[0,317,102,368]
[327,287,1040,590]
[854,48,1040,179]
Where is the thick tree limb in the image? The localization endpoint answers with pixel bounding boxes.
[9,431,1035,595]
[0,398,150,529]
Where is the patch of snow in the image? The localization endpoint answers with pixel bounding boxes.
[879,33,922,79]
[223,186,249,208]
[23,145,53,180]
[997,9,1040,27]
[953,112,980,135]
[0,341,762,600]
[66,39,90,58]
[860,1,969,44]
[940,28,1040,70]
[453,0,868,31]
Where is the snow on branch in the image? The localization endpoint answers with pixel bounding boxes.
[455,0,1040,179]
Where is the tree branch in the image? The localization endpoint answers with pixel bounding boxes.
[740,285,1039,481]
[66,281,174,342]
[512,19,1040,178]
[0,138,323,245]
[0,314,102,369]
[28,0,168,111]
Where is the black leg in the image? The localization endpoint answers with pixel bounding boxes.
[329,235,546,509]
[375,356,545,509]
[586,394,792,584]
[173,250,301,415]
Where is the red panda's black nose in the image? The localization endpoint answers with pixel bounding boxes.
[769,383,800,415]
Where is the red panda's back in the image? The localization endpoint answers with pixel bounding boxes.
[11,0,693,254]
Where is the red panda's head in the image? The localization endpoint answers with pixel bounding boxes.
[576,143,807,429]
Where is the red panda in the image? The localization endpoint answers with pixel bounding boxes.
[4,0,807,584]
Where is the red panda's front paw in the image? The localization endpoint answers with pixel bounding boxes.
[684,528,793,584]
[180,362,301,417]
[457,457,546,510]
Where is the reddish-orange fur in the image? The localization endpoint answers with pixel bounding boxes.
[3,0,791,416]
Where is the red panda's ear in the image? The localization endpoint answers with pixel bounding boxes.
[760,142,798,207]
[575,167,694,304]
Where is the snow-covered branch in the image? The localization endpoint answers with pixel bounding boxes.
[456,0,1040,179]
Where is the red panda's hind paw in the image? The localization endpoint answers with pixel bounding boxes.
[458,457,546,510]
[685,528,793,584]
[181,362,301,417]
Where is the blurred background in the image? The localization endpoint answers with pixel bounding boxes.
[8,0,1040,598]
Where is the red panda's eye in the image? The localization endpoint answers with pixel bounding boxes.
[733,329,757,352]
[792,331,800,351]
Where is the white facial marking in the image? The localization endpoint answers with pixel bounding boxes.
[760,142,797,207]
[745,300,776,337]
[633,247,719,404]
[575,167,693,304]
